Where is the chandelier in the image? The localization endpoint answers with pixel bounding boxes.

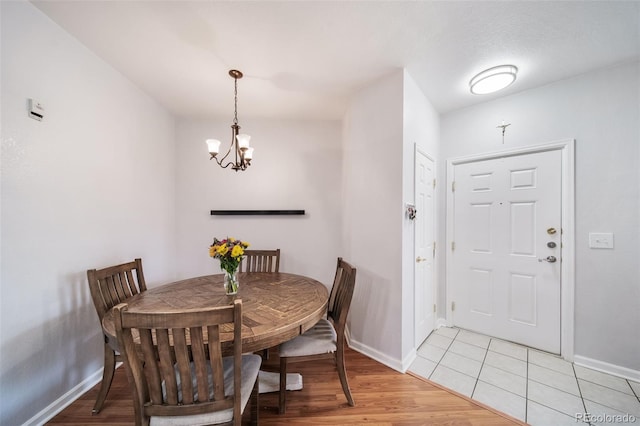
[206,70,253,171]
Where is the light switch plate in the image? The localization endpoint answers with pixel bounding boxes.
[589,232,614,249]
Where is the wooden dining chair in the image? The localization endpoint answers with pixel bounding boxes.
[239,249,280,272]
[239,248,281,359]
[114,299,261,426]
[278,257,357,414]
[86,258,147,414]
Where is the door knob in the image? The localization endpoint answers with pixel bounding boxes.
[416,257,427,263]
[547,228,557,235]
[538,256,557,263]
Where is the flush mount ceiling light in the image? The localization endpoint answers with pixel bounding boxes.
[206,70,253,171]
[469,65,518,95]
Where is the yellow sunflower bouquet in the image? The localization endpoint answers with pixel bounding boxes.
[209,237,249,294]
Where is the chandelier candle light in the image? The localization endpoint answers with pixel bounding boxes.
[209,237,250,295]
[206,70,254,171]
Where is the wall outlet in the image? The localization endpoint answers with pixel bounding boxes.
[588,232,614,249]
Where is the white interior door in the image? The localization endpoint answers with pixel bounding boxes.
[414,149,435,347]
[450,149,562,353]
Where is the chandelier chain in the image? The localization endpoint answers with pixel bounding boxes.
[233,77,239,125]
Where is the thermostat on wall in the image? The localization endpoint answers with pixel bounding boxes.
[28,98,44,121]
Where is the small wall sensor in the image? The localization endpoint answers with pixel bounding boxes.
[28,99,44,121]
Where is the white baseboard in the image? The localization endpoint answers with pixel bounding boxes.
[346,321,457,373]
[347,337,404,373]
[343,325,404,371]
[435,317,448,329]
[23,368,104,426]
[573,355,640,383]
[401,349,418,373]
[23,363,123,426]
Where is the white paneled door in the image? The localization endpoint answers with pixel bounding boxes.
[450,150,562,354]
[414,149,435,347]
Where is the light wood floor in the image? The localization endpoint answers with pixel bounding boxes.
[47,347,526,425]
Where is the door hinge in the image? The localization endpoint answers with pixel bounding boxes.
[452,181,456,192]
[433,241,436,258]
[433,178,436,189]
[433,304,437,313]
[451,241,455,251]
[451,301,456,311]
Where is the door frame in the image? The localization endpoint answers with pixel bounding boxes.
[414,146,436,347]
[445,139,575,361]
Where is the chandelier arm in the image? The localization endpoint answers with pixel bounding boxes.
[210,151,234,169]
[213,156,235,169]
[215,143,234,166]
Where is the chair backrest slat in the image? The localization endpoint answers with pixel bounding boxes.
[240,249,280,273]
[156,329,178,404]
[114,272,129,301]
[172,328,194,404]
[189,326,210,402]
[207,323,226,401]
[139,329,163,404]
[124,270,137,296]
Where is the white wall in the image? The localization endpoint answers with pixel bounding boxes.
[401,70,440,365]
[174,118,342,286]
[342,71,405,368]
[341,69,439,371]
[440,62,640,372]
[0,2,176,425]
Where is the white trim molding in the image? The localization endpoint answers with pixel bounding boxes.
[574,355,640,383]
[23,367,106,426]
[348,335,406,373]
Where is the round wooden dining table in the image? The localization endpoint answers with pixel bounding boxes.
[101,272,329,354]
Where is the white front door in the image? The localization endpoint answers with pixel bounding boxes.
[450,149,562,353]
[415,149,435,347]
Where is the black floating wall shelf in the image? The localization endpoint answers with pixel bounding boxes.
[210,210,305,216]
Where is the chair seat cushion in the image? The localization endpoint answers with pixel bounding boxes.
[279,318,337,358]
[151,353,262,426]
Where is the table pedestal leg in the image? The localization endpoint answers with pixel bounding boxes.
[258,370,303,394]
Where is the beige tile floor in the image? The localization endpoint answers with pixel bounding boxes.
[409,327,640,426]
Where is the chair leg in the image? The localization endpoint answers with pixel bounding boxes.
[336,350,355,406]
[92,344,116,414]
[278,357,287,414]
[250,376,259,425]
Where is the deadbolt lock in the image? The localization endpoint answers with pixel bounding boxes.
[547,227,557,235]
[547,242,557,248]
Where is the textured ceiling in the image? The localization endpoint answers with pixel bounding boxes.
[32,1,640,120]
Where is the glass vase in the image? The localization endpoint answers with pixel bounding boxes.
[223,269,239,295]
